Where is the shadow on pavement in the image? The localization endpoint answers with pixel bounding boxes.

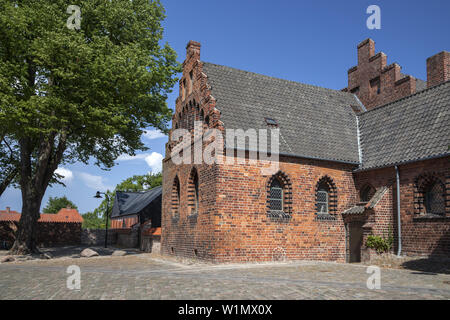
[401,257,450,275]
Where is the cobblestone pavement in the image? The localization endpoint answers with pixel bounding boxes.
[0,253,449,300]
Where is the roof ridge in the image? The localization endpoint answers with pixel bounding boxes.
[202,61,354,97]
[358,79,450,116]
[116,185,162,194]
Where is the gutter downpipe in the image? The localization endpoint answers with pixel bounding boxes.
[395,166,402,256]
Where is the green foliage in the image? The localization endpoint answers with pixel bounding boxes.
[366,229,394,254]
[82,172,162,229]
[42,195,77,213]
[82,211,106,230]
[0,0,180,185]
[0,0,180,251]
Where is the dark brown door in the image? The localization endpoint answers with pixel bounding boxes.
[348,222,363,263]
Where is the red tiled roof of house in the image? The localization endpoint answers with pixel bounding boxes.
[0,207,83,223]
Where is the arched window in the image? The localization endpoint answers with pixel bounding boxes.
[171,176,180,218]
[269,178,283,211]
[188,168,200,215]
[415,173,446,216]
[360,184,375,202]
[315,176,337,214]
[424,182,445,215]
[316,182,329,214]
[266,171,292,217]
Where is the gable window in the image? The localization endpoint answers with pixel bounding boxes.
[189,70,193,95]
[171,176,181,220]
[182,79,186,101]
[370,77,381,95]
[360,185,375,202]
[188,168,200,215]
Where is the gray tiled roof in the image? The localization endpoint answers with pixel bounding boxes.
[203,62,361,164]
[111,186,162,218]
[343,186,389,215]
[201,63,449,170]
[358,81,450,170]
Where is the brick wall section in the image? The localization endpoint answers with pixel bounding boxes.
[346,39,417,110]
[427,51,450,88]
[0,221,82,247]
[211,156,358,263]
[355,157,450,257]
[161,40,224,260]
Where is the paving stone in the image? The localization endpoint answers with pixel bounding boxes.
[0,255,448,300]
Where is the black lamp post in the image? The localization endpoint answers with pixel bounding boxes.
[94,191,110,248]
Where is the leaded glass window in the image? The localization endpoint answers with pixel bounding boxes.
[424,182,445,215]
[269,179,283,211]
[317,185,329,214]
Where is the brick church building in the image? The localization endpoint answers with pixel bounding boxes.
[161,39,449,263]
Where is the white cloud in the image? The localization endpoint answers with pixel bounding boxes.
[144,152,163,173]
[79,172,112,192]
[143,129,166,140]
[55,167,73,183]
[116,153,148,161]
[116,151,163,173]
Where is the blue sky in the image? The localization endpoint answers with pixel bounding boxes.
[1,0,449,214]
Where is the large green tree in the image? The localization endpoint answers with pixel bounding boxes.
[0,1,179,254]
[42,195,78,214]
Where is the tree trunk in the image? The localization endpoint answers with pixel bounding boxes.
[9,185,44,255]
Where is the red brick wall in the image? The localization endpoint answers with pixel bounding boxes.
[346,39,417,110]
[0,221,82,248]
[427,51,450,88]
[355,157,450,257]
[211,156,358,263]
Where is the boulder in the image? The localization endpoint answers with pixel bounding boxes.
[1,256,15,263]
[80,248,99,258]
[40,253,52,260]
[112,250,127,256]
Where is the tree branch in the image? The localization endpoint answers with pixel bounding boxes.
[0,168,18,198]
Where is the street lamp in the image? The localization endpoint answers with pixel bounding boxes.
[94,191,110,248]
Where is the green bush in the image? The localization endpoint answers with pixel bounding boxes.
[366,230,394,254]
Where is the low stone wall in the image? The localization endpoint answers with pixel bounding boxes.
[0,221,82,248]
[81,229,118,246]
[141,235,161,253]
[116,229,138,248]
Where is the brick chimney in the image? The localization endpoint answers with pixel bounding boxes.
[427,51,450,88]
[6,207,10,214]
